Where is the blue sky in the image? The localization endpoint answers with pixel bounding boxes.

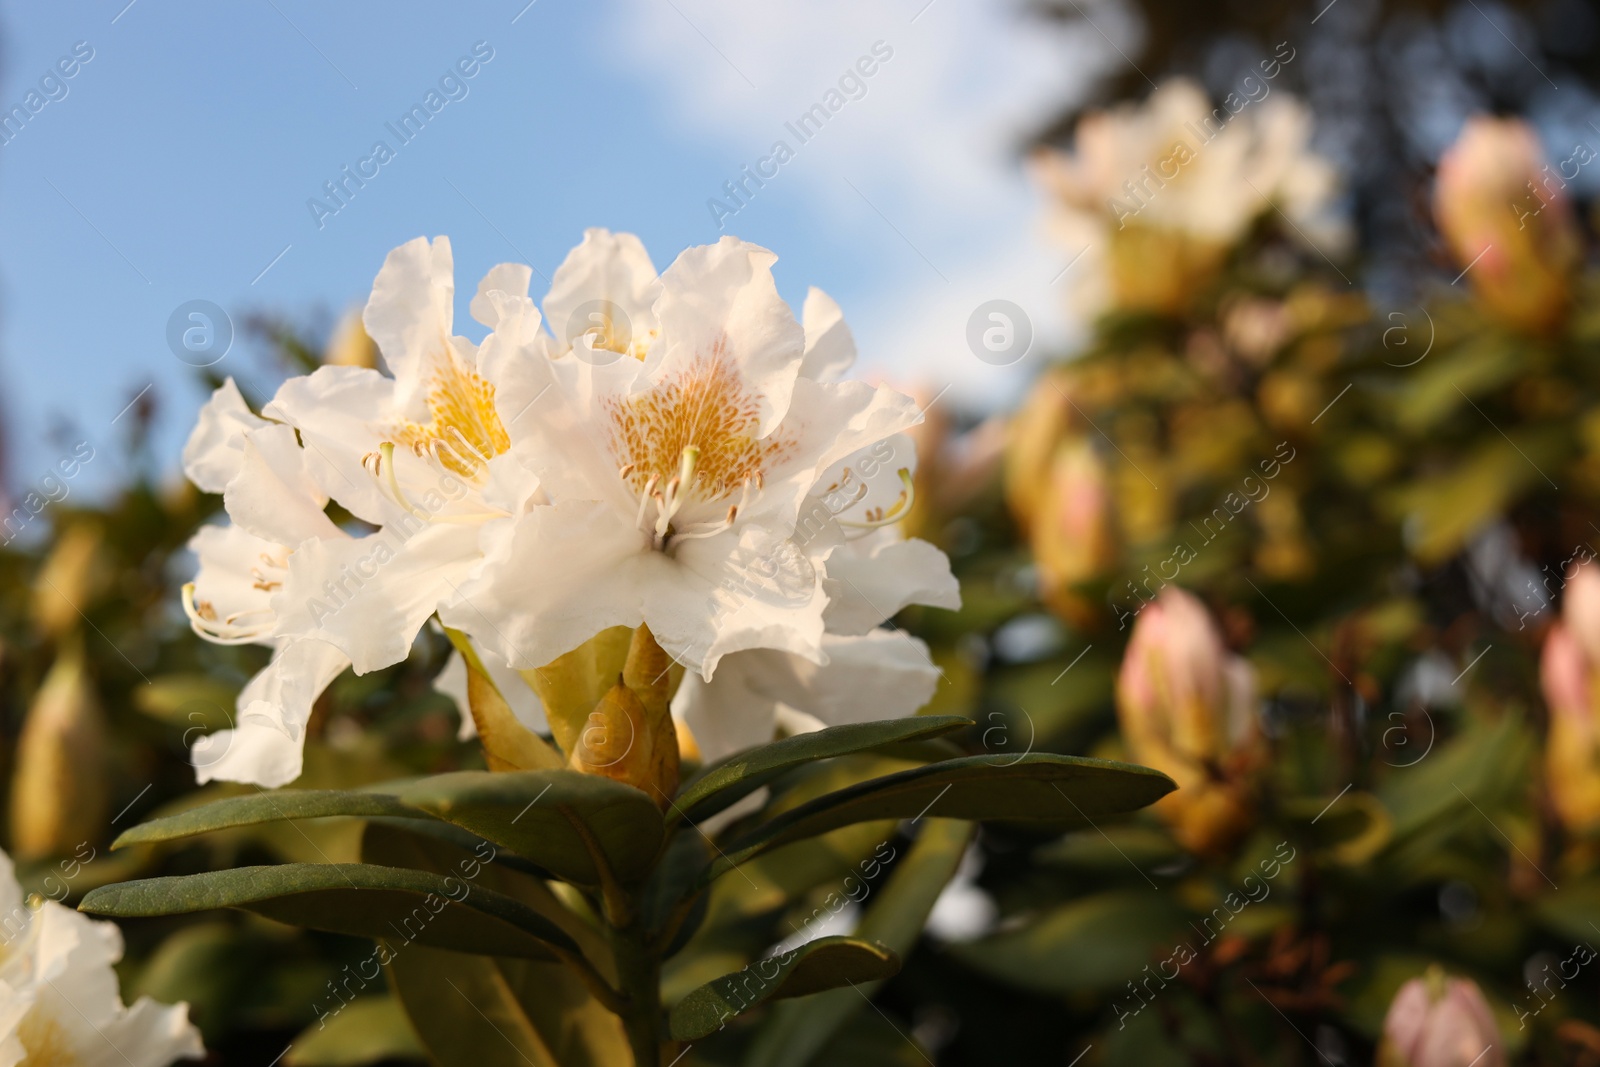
[0,0,1105,498]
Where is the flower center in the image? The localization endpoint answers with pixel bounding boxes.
[604,343,790,548]
[389,341,510,481]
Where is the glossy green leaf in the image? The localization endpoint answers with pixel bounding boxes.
[111,789,431,850]
[713,753,1175,880]
[388,946,628,1067]
[392,770,665,885]
[674,716,973,825]
[80,863,577,960]
[669,936,900,1040]
[287,996,424,1067]
[743,819,972,1067]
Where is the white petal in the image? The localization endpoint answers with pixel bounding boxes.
[653,236,803,437]
[757,377,921,529]
[823,534,961,635]
[799,287,856,381]
[442,500,648,671]
[362,236,455,417]
[483,337,645,519]
[672,630,939,763]
[434,650,476,740]
[23,899,204,1066]
[182,378,265,493]
[470,263,535,328]
[265,366,398,525]
[31,899,124,1019]
[0,850,20,924]
[0,997,27,1067]
[93,998,206,1067]
[272,523,481,675]
[193,638,349,787]
[671,659,780,764]
[222,425,343,547]
[186,523,286,644]
[673,525,827,679]
[542,229,660,355]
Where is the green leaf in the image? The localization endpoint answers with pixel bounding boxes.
[948,892,1185,996]
[742,819,972,1067]
[111,789,431,850]
[1382,438,1553,564]
[669,936,900,1040]
[392,770,665,885]
[286,996,424,1067]
[712,753,1175,879]
[640,831,713,957]
[1533,879,1600,943]
[674,716,973,825]
[1033,824,1181,873]
[133,674,240,726]
[1394,334,1519,432]
[1379,711,1530,844]
[80,863,578,960]
[388,947,628,1067]
[361,820,615,984]
[1282,790,1392,864]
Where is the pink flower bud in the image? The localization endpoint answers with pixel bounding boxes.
[1116,587,1261,853]
[1379,970,1503,1067]
[1434,116,1579,334]
[1542,623,1600,832]
[1564,562,1600,665]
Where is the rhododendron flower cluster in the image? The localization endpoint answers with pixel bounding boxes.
[181,231,958,785]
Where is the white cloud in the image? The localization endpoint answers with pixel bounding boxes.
[609,0,1114,408]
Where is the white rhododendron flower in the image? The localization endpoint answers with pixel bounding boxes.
[0,849,203,1067]
[263,236,543,676]
[673,628,942,763]
[181,230,962,776]
[453,232,937,678]
[1033,77,1345,317]
[180,379,352,787]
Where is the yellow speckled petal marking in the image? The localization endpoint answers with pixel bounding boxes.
[390,336,510,480]
[605,336,791,503]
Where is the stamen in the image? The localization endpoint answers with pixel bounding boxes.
[838,468,916,534]
[355,441,510,524]
[181,583,272,644]
[670,504,741,543]
[678,446,700,491]
[634,474,660,531]
[445,423,491,467]
[377,443,424,516]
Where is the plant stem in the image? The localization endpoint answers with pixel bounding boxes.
[610,917,662,1067]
